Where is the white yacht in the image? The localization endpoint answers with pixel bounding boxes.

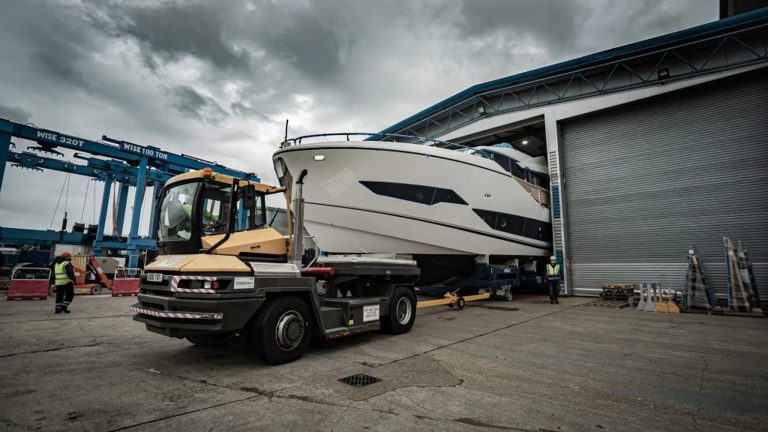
[272,134,552,284]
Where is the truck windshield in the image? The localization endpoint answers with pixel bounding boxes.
[158,182,199,242]
[201,182,233,236]
[157,179,271,250]
[203,182,270,234]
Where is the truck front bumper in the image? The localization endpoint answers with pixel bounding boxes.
[132,293,265,338]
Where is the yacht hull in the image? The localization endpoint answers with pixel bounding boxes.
[273,140,552,283]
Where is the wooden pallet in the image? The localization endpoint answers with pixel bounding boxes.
[600,284,636,301]
[602,283,637,289]
[583,299,629,309]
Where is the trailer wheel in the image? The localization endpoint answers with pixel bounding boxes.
[501,290,513,302]
[382,286,416,335]
[90,286,102,296]
[250,296,312,365]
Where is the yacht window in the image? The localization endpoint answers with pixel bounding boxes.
[473,208,552,241]
[489,153,525,178]
[360,181,467,206]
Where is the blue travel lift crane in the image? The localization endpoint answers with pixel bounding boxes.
[0,118,255,268]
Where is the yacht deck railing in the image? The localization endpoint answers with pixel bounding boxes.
[281,132,491,157]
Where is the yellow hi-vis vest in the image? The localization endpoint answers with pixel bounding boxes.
[546,264,560,278]
[55,261,72,285]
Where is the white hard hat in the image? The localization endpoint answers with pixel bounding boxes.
[550,256,556,261]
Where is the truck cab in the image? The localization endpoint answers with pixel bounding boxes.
[132,168,419,364]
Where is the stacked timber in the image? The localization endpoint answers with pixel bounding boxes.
[600,283,636,301]
[582,284,637,309]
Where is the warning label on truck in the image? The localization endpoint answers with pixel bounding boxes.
[363,305,379,322]
[233,277,255,289]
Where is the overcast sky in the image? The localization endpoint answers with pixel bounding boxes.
[0,0,717,237]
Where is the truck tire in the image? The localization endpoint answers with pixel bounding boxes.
[250,296,312,365]
[382,286,416,335]
[186,334,229,347]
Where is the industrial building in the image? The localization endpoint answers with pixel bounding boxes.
[376,8,768,298]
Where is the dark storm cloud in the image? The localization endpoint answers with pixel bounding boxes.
[0,105,32,124]
[10,2,97,91]
[104,1,251,73]
[255,11,343,83]
[167,85,227,122]
[459,0,589,51]
[230,101,275,123]
[612,0,695,41]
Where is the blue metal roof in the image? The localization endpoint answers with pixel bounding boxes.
[379,7,768,135]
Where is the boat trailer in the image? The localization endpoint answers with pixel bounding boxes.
[417,263,518,309]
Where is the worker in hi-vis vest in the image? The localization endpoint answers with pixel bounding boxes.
[546,256,561,304]
[52,252,76,314]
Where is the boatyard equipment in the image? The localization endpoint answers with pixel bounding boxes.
[7,267,50,300]
[724,238,759,312]
[682,246,715,311]
[652,283,670,313]
[637,282,656,312]
[111,267,141,297]
[664,285,680,314]
[131,169,420,364]
[70,255,112,295]
[417,263,518,309]
[417,289,487,310]
[0,118,252,268]
[740,245,761,308]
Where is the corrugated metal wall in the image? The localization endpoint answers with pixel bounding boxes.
[560,69,768,299]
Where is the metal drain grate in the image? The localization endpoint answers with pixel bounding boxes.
[338,373,382,388]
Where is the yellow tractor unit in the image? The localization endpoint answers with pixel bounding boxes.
[131,168,419,364]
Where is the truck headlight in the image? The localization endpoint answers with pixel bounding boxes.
[188,280,221,289]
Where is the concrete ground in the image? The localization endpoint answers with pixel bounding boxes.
[0,294,766,432]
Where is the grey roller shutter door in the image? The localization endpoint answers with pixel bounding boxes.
[561,68,768,299]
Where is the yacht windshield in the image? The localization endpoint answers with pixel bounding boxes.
[458,148,491,159]
[158,182,199,242]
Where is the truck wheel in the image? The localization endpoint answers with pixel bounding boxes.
[250,296,312,365]
[382,286,416,335]
[187,334,228,347]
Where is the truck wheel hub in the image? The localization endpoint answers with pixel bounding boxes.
[275,310,304,351]
[396,297,412,325]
